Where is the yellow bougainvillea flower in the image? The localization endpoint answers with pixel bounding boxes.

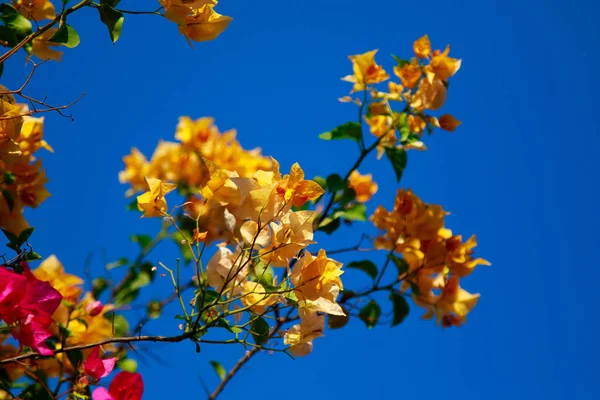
[17,116,53,156]
[0,99,24,157]
[33,255,83,302]
[341,50,389,92]
[394,61,422,89]
[430,45,462,80]
[240,281,279,314]
[260,210,316,267]
[434,276,480,323]
[118,148,150,196]
[348,170,378,203]
[178,4,232,43]
[290,249,344,316]
[11,159,50,208]
[206,245,248,293]
[412,77,447,111]
[136,177,177,217]
[408,114,426,135]
[30,28,63,61]
[284,309,324,357]
[66,293,115,350]
[446,235,490,276]
[275,163,324,208]
[17,0,55,21]
[160,0,217,24]
[413,35,431,58]
[438,114,461,132]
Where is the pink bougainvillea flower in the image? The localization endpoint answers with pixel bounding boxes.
[86,300,104,316]
[92,371,144,400]
[84,346,116,380]
[0,265,62,355]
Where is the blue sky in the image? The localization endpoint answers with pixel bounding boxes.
[3,0,599,398]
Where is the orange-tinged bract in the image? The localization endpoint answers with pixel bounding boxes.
[16,0,55,21]
[371,189,488,325]
[348,170,378,203]
[342,50,389,92]
[136,177,177,217]
[413,35,431,58]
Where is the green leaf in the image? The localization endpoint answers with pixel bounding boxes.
[316,216,341,234]
[390,292,410,327]
[328,306,349,329]
[392,54,410,68]
[24,251,42,261]
[312,176,326,190]
[106,257,128,270]
[2,171,15,185]
[389,254,409,276]
[65,349,83,369]
[250,317,269,346]
[0,26,18,48]
[319,122,362,143]
[346,260,378,281]
[0,4,32,37]
[110,313,129,337]
[97,5,124,43]
[209,360,226,380]
[48,23,80,48]
[251,262,275,290]
[1,228,18,245]
[126,199,138,211]
[333,203,367,222]
[409,281,421,296]
[130,234,152,249]
[335,187,356,206]
[117,358,137,373]
[325,173,345,193]
[384,147,407,182]
[101,0,121,7]
[358,300,381,329]
[18,227,34,245]
[92,277,109,299]
[1,190,14,213]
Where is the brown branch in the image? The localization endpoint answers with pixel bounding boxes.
[0,333,192,365]
[207,311,294,400]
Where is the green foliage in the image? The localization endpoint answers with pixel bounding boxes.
[390,292,410,327]
[389,254,409,275]
[97,4,124,43]
[359,300,381,329]
[384,146,407,182]
[325,173,345,193]
[250,317,269,345]
[117,358,138,373]
[49,23,80,48]
[392,54,410,68]
[66,349,83,369]
[130,234,152,249]
[346,260,378,281]
[0,4,32,37]
[1,190,13,212]
[319,122,362,144]
[209,360,226,380]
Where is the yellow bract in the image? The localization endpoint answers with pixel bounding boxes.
[16,0,55,21]
[342,50,389,92]
[348,170,378,203]
[413,35,431,58]
[33,255,84,303]
[136,177,177,218]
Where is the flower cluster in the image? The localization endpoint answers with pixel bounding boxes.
[160,0,232,43]
[0,263,62,355]
[371,189,489,327]
[0,89,52,235]
[340,35,463,157]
